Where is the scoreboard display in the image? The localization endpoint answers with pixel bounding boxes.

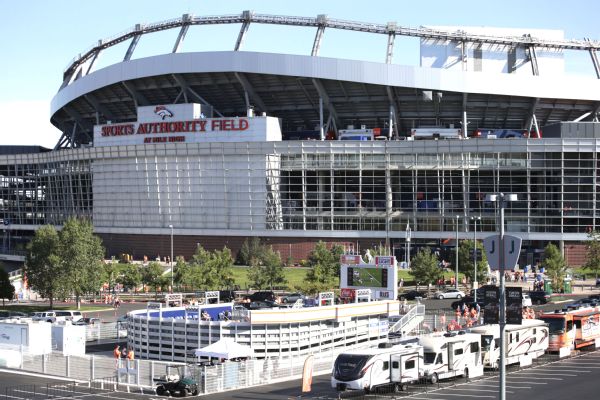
[340,255,398,300]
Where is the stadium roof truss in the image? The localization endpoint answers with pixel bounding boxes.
[51,11,600,148]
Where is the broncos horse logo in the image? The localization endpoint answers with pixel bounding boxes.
[154,106,173,120]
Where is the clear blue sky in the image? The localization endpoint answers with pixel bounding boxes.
[2,0,598,147]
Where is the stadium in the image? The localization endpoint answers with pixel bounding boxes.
[2,11,600,267]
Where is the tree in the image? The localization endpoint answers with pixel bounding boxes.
[543,243,568,292]
[237,237,264,265]
[118,264,142,292]
[25,225,65,309]
[585,230,600,279]
[247,245,286,290]
[302,241,343,293]
[59,218,105,309]
[172,256,189,291]
[207,247,235,289]
[102,259,120,294]
[0,269,15,306]
[142,261,167,299]
[457,240,489,284]
[410,247,442,292]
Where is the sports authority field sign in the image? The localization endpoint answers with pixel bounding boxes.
[93,103,282,146]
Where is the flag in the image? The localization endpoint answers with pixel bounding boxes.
[301,354,314,393]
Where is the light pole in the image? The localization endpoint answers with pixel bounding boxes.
[486,193,517,400]
[455,215,460,289]
[471,216,481,302]
[169,224,174,293]
[405,223,411,268]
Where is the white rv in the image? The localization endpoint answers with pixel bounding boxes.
[418,332,484,384]
[469,319,549,368]
[331,342,423,393]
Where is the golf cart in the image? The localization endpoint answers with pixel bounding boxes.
[155,365,199,397]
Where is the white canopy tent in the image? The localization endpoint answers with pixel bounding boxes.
[194,338,254,360]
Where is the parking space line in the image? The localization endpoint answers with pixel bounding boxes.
[487,378,547,385]
[447,387,513,393]
[410,393,495,398]
[540,367,590,372]
[514,372,576,376]
[505,376,562,380]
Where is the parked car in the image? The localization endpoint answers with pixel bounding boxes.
[527,290,551,305]
[0,310,28,320]
[282,292,305,304]
[248,291,277,302]
[398,290,428,300]
[31,311,57,322]
[54,310,83,322]
[434,289,465,299]
[73,317,101,326]
[219,290,236,302]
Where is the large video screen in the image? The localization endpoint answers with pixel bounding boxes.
[347,267,388,288]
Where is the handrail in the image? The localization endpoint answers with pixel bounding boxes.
[389,304,425,334]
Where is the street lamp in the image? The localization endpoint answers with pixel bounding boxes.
[169,224,174,293]
[471,216,481,302]
[485,193,517,400]
[455,215,460,290]
[405,223,411,268]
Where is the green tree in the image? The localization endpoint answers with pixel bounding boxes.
[0,269,15,305]
[118,264,142,292]
[302,241,343,293]
[237,237,264,265]
[142,261,167,299]
[102,259,120,294]
[207,247,235,289]
[25,225,65,309]
[60,218,105,309]
[457,240,488,284]
[172,256,189,291]
[247,245,286,290]
[584,230,600,279]
[410,247,442,293]
[543,243,568,292]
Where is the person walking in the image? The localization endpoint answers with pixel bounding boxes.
[114,345,121,368]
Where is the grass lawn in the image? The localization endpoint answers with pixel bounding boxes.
[232,266,310,290]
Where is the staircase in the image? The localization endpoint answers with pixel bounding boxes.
[388,304,425,340]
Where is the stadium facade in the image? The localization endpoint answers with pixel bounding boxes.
[2,12,600,267]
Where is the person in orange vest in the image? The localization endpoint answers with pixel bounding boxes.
[127,348,135,360]
[114,345,121,367]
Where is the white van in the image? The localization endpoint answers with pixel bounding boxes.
[52,310,83,322]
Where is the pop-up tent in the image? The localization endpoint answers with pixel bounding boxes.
[194,338,253,360]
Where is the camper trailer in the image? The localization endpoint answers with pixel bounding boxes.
[331,342,423,393]
[469,319,549,368]
[418,332,484,384]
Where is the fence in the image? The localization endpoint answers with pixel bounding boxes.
[82,322,127,342]
[7,340,365,395]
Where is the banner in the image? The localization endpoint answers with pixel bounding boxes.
[483,286,500,324]
[506,286,523,324]
[301,354,314,393]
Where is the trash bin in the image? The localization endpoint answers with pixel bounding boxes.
[563,279,572,294]
[544,281,553,294]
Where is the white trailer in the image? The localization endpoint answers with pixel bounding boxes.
[418,332,484,383]
[469,319,549,368]
[331,342,423,393]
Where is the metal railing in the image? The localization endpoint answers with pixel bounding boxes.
[389,304,425,335]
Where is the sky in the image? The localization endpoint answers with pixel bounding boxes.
[1,0,599,148]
